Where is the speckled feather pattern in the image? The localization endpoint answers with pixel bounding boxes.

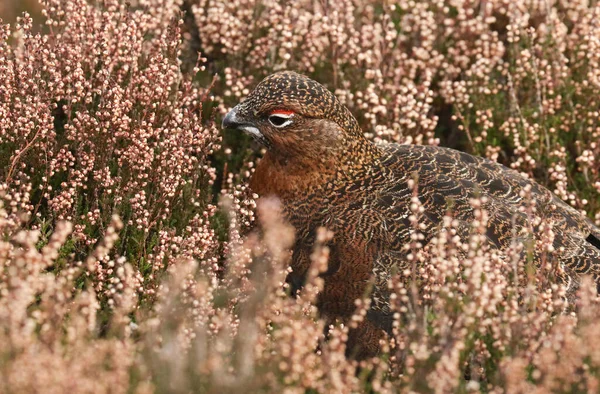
[228,71,600,358]
[234,72,365,137]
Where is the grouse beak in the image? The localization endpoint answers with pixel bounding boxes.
[222,106,268,146]
[221,106,244,130]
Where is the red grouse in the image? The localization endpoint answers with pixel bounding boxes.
[222,71,600,358]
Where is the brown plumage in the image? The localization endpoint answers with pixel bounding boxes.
[222,71,600,358]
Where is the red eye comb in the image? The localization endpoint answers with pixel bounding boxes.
[270,109,294,116]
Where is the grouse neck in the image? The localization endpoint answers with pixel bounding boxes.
[274,134,380,176]
[250,137,382,199]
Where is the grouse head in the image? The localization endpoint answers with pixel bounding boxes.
[222,71,372,163]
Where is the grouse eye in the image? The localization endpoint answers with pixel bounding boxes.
[268,111,294,128]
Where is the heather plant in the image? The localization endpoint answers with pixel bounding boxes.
[1,0,600,393]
